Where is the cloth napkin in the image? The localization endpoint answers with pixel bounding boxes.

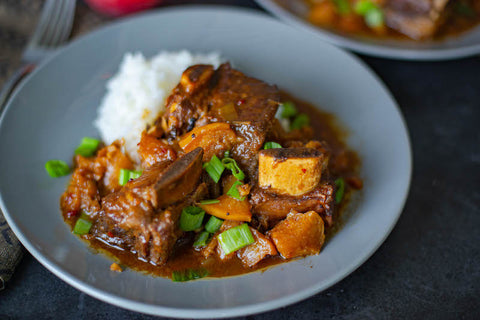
[0,209,23,290]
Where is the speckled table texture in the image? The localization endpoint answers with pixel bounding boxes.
[0,0,479,319]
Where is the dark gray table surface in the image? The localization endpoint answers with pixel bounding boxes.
[1,1,479,319]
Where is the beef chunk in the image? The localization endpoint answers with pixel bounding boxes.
[159,63,280,181]
[160,63,279,137]
[268,211,325,259]
[385,0,451,39]
[99,148,204,264]
[161,65,215,138]
[229,121,267,180]
[208,64,280,128]
[61,141,133,216]
[250,182,335,227]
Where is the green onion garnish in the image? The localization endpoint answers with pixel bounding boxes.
[73,213,92,235]
[263,141,282,149]
[118,169,143,186]
[365,7,384,28]
[193,231,211,248]
[199,199,220,205]
[172,268,208,282]
[205,216,223,233]
[74,137,100,157]
[335,178,345,204]
[218,223,255,255]
[221,157,245,181]
[45,160,70,177]
[333,0,351,15]
[180,206,205,231]
[129,170,142,180]
[290,113,310,130]
[227,180,245,201]
[280,101,298,118]
[224,150,230,158]
[118,169,130,186]
[354,0,376,15]
[203,155,225,183]
[353,0,384,28]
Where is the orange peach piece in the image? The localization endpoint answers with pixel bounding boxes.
[178,122,237,161]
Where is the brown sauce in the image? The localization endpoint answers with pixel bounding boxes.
[64,92,361,279]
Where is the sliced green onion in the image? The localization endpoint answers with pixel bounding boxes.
[333,0,351,15]
[199,199,220,205]
[290,113,310,130]
[218,223,255,255]
[45,160,70,177]
[263,141,282,149]
[118,169,130,186]
[354,0,376,15]
[224,150,230,158]
[203,155,225,183]
[335,178,345,204]
[227,180,245,201]
[118,169,143,186]
[205,216,223,233]
[193,231,211,248]
[73,213,92,235]
[75,137,100,157]
[365,7,384,28]
[172,268,208,282]
[180,206,205,231]
[280,101,298,118]
[129,170,142,180]
[221,157,245,181]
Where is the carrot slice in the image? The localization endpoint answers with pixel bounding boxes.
[199,194,251,222]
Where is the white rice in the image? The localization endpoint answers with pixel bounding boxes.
[94,50,223,163]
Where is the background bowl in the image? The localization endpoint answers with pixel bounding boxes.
[256,0,480,60]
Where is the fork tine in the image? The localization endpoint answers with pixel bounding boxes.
[55,1,76,46]
[46,0,75,47]
[39,1,65,47]
[28,0,56,47]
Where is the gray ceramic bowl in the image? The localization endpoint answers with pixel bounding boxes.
[0,6,411,318]
[256,0,480,60]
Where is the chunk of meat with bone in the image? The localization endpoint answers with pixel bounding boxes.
[159,63,280,179]
[208,63,280,128]
[160,63,279,136]
[61,141,133,216]
[160,65,215,138]
[258,147,328,196]
[268,211,325,259]
[251,182,335,228]
[99,148,204,264]
[61,168,102,216]
[230,121,267,179]
[384,0,451,39]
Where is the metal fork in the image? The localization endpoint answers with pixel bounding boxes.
[0,0,76,113]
